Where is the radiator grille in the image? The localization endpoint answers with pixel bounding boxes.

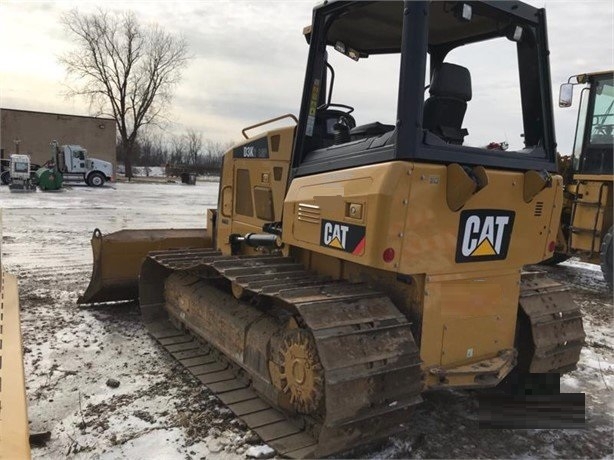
[534,201,544,217]
[297,203,321,224]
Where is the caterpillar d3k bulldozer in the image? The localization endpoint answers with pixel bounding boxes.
[79,1,585,457]
[555,70,613,288]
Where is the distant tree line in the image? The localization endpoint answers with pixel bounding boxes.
[116,128,235,174]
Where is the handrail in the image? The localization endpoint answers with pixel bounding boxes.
[241,114,298,139]
[568,181,582,252]
[589,181,609,255]
[568,180,610,256]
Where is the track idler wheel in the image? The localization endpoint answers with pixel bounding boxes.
[270,328,324,414]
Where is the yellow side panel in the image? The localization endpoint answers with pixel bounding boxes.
[420,270,519,368]
[284,162,562,275]
[217,125,294,254]
[0,272,31,459]
[283,162,412,271]
[400,164,562,274]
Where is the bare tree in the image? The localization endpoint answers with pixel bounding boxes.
[203,139,229,157]
[201,139,233,172]
[170,134,186,165]
[184,128,203,166]
[137,131,168,166]
[60,9,190,178]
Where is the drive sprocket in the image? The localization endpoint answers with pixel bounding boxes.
[277,329,324,414]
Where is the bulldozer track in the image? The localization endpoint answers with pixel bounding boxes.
[148,322,319,457]
[141,248,423,458]
[519,270,585,373]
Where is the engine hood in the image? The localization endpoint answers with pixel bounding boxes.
[87,158,114,176]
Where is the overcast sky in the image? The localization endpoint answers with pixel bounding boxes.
[0,1,612,154]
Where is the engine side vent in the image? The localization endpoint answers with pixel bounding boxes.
[534,201,544,217]
[254,186,274,221]
[297,203,321,224]
[236,169,254,217]
[270,134,281,152]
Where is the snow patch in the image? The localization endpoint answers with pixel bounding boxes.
[245,445,275,459]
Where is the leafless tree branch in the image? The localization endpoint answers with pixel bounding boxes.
[60,8,190,177]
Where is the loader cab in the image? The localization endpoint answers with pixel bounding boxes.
[561,72,614,176]
[557,71,613,260]
[292,1,557,177]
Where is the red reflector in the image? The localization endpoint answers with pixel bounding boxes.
[548,241,556,253]
[383,247,395,263]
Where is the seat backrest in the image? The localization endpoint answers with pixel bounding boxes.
[423,63,472,144]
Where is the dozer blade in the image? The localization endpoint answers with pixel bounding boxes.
[78,228,212,304]
[0,271,31,458]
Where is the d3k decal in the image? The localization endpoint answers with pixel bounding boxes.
[455,210,515,263]
[233,136,269,159]
[320,219,366,255]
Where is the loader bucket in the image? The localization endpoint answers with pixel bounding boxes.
[78,228,212,304]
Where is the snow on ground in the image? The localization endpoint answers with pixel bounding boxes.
[2,181,249,459]
[1,181,613,459]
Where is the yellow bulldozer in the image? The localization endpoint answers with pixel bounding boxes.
[553,70,613,288]
[79,1,585,457]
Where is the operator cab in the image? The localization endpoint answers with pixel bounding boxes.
[293,1,556,177]
[566,72,614,175]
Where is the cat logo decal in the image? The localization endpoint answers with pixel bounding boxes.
[456,210,515,262]
[320,219,366,255]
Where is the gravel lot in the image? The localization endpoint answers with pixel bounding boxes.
[2,181,612,459]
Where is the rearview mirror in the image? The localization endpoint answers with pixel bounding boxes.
[559,83,574,108]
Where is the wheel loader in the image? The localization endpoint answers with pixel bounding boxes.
[79,1,585,457]
[552,70,613,288]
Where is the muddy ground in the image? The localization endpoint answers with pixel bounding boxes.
[2,182,612,459]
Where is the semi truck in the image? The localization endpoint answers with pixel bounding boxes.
[36,141,114,190]
[7,154,37,192]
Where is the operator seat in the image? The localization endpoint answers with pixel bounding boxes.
[423,63,472,145]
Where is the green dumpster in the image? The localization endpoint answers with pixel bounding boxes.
[36,168,63,191]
